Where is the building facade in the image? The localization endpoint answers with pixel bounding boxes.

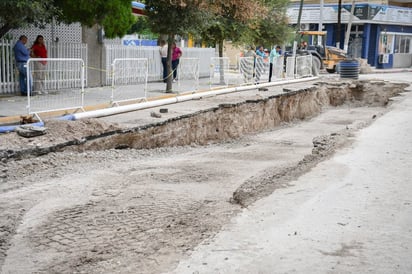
[287,1,412,68]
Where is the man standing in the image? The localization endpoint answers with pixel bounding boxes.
[269,46,282,82]
[255,46,267,84]
[14,35,32,96]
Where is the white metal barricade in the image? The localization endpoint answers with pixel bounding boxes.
[255,56,270,83]
[271,56,285,81]
[295,55,313,78]
[111,58,148,105]
[27,58,85,120]
[285,55,313,79]
[239,57,255,85]
[177,57,199,93]
[209,57,229,88]
[285,56,296,79]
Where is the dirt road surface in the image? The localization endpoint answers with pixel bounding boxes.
[172,80,412,274]
[0,73,411,274]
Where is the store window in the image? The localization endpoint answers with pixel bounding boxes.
[394,35,411,53]
[379,33,394,54]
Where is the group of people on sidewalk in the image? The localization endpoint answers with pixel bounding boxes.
[243,45,282,83]
[14,35,284,95]
[13,35,48,96]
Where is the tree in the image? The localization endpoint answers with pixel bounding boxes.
[0,0,58,38]
[54,0,136,39]
[145,0,206,92]
[0,0,136,39]
[200,0,266,57]
[239,0,291,48]
[144,0,269,91]
[127,17,154,38]
[197,0,268,85]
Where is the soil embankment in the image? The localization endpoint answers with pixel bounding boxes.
[0,80,407,159]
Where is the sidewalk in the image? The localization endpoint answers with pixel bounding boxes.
[1,67,410,125]
[0,78,215,124]
[0,75,303,125]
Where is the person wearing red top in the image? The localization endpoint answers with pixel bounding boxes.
[171,42,182,82]
[31,35,48,93]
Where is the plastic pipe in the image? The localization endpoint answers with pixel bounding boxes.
[0,115,74,134]
[0,121,45,133]
[72,77,318,120]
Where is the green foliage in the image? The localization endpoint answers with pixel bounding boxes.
[144,0,205,37]
[198,1,260,57]
[239,0,291,48]
[128,17,155,37]
[0,0,58,38]
[0,0,136,39]
[54,0,136,38]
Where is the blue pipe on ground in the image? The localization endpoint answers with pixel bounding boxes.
[0,121,45,133]
[0,114,75,133]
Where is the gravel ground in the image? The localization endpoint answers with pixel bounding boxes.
[0,77,410,273]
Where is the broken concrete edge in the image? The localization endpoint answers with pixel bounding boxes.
[230,84,411,207]
[15,125,48,138]
[0,80,409,162]
[231,130,355,207]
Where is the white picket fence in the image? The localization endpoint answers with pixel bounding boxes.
[2,39,314,98]
[0,39,87,95]
[104,45,215,85]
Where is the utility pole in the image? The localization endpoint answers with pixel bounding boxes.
[293,0,305,56]
[318,0,324,45]
[344,0,356,54]
[336,0,342,48]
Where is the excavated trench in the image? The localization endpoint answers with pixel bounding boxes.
[0,80,409,161]
[57,80,411,153]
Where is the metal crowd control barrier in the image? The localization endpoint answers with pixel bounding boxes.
[27,58,85,120]
[210,57,230,88]
[210,57,248,88]
[295,55,313,78]
[272,56,285,81]
[285,55,313,79]
[285,56,296,79]
[111,58,148,105]
[255,56,270,83]
[177,57,200,93]
[239,57,255,85]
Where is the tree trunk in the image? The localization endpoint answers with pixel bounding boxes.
[218,40,225,84]
[0,24,11,39]
[82,25,104,87]
[166,33,174,92]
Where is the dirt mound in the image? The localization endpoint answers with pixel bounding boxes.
[0,119,121,159]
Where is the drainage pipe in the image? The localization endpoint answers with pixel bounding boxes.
[70,76,317,120]
[0,121,45,134]
[0,114,76,134]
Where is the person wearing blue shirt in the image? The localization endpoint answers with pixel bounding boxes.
[269,46,282,82]
[13,35,32,96]
[255,46,267,84]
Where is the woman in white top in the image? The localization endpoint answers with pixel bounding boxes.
[159,40,168,83]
